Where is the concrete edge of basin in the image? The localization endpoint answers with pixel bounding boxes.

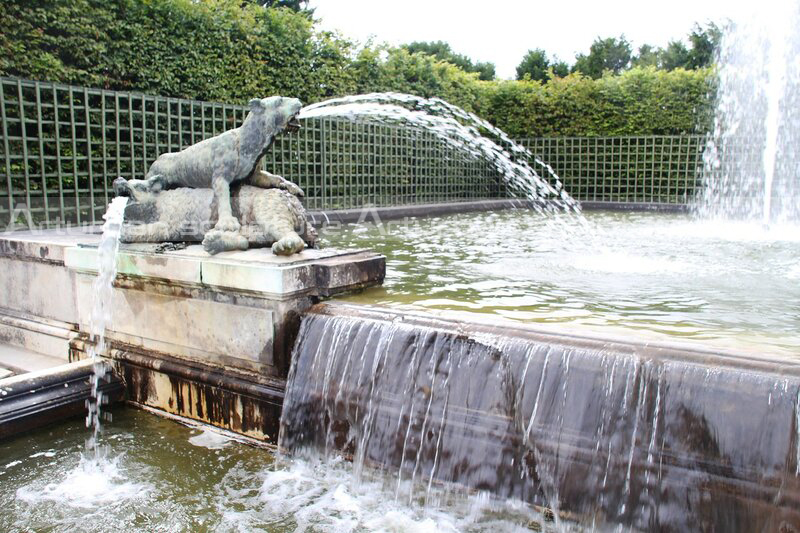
[306,199,689,225]
[0,359,124,440]
[307,302,800,376]
[111,347,285,443]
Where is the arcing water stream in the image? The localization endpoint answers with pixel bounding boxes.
[299,93,583,218]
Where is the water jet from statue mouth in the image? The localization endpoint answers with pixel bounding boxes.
[285,116,301,133]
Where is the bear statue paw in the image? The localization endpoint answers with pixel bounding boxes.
[283,182,305,197]
[214,215,241,233]
[272,234,305,256]
[202,230,248,255]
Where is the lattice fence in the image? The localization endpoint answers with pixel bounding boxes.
[518,136,707,205]
[1,76,710,230]
[0,77,503,228]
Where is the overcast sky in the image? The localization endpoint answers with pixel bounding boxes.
[309,0,757,79]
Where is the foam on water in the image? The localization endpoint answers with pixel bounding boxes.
[571,252,689,275]
[254,456,555,533]
[659,219,800,243]
[29,450,57,458]
[188,428,232,450]
[2,407,565,531]
[16,453,150,509]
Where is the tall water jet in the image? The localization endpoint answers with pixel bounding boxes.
[85,196,127,450]
[698,2,800,224]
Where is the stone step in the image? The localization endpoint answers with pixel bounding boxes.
[0,343,67,375]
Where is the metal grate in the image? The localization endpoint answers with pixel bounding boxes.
[0,77,250,227]
[265,118,504,211]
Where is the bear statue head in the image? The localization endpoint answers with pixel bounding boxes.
[248,96,303,136]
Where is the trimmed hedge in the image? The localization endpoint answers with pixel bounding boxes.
[0,0,714,136]
[480,68,714,137]
[0,0,356,104]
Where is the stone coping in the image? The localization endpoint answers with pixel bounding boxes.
[310,302,800,373]
[305,199,688,225]
[64,243,383,298]
[0,226,101,263]
[0,229,384,299]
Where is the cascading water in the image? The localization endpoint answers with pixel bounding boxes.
[299,93,583,219]
[279,304,800,530]
[11,197,138,517]
[85,196,128,451]
[697,1,800,224]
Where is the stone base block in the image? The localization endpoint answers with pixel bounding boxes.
[64,243,384,377]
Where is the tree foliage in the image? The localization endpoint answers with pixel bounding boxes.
[560,23,721,75]
[515,49,568,82]
[572,36,633,79]
[241,0,312,13]
[402,41,495,80]
[0,0,714,137]
[686,23,721,69]
[631,23,721,71]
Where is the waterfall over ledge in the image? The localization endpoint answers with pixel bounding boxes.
[280,303,800,530]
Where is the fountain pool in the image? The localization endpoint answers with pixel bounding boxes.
[2,5,800,528]
[322,209,800,356]
[0,409,557,532]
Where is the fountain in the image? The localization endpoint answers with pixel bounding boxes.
[697,1,800,224]
[1,10,800,526]
[277,303,800,530]
[300,92,583,217]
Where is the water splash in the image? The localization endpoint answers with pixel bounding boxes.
[697,2,800,224]
[257,455,561,532]
[15,453,150,510]
[85,196,128,451]
[299,93,582,218]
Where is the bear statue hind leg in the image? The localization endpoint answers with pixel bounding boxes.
[248,170,305,197]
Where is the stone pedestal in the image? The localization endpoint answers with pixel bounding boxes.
[63,243,384,377]
[0,230,384,441]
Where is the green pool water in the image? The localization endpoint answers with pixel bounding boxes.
[3,209,798,532]
[321,209,800,355]
[0,409,552,532]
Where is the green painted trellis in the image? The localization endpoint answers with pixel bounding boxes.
[0,76,707,230]
[517,137,707,205]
